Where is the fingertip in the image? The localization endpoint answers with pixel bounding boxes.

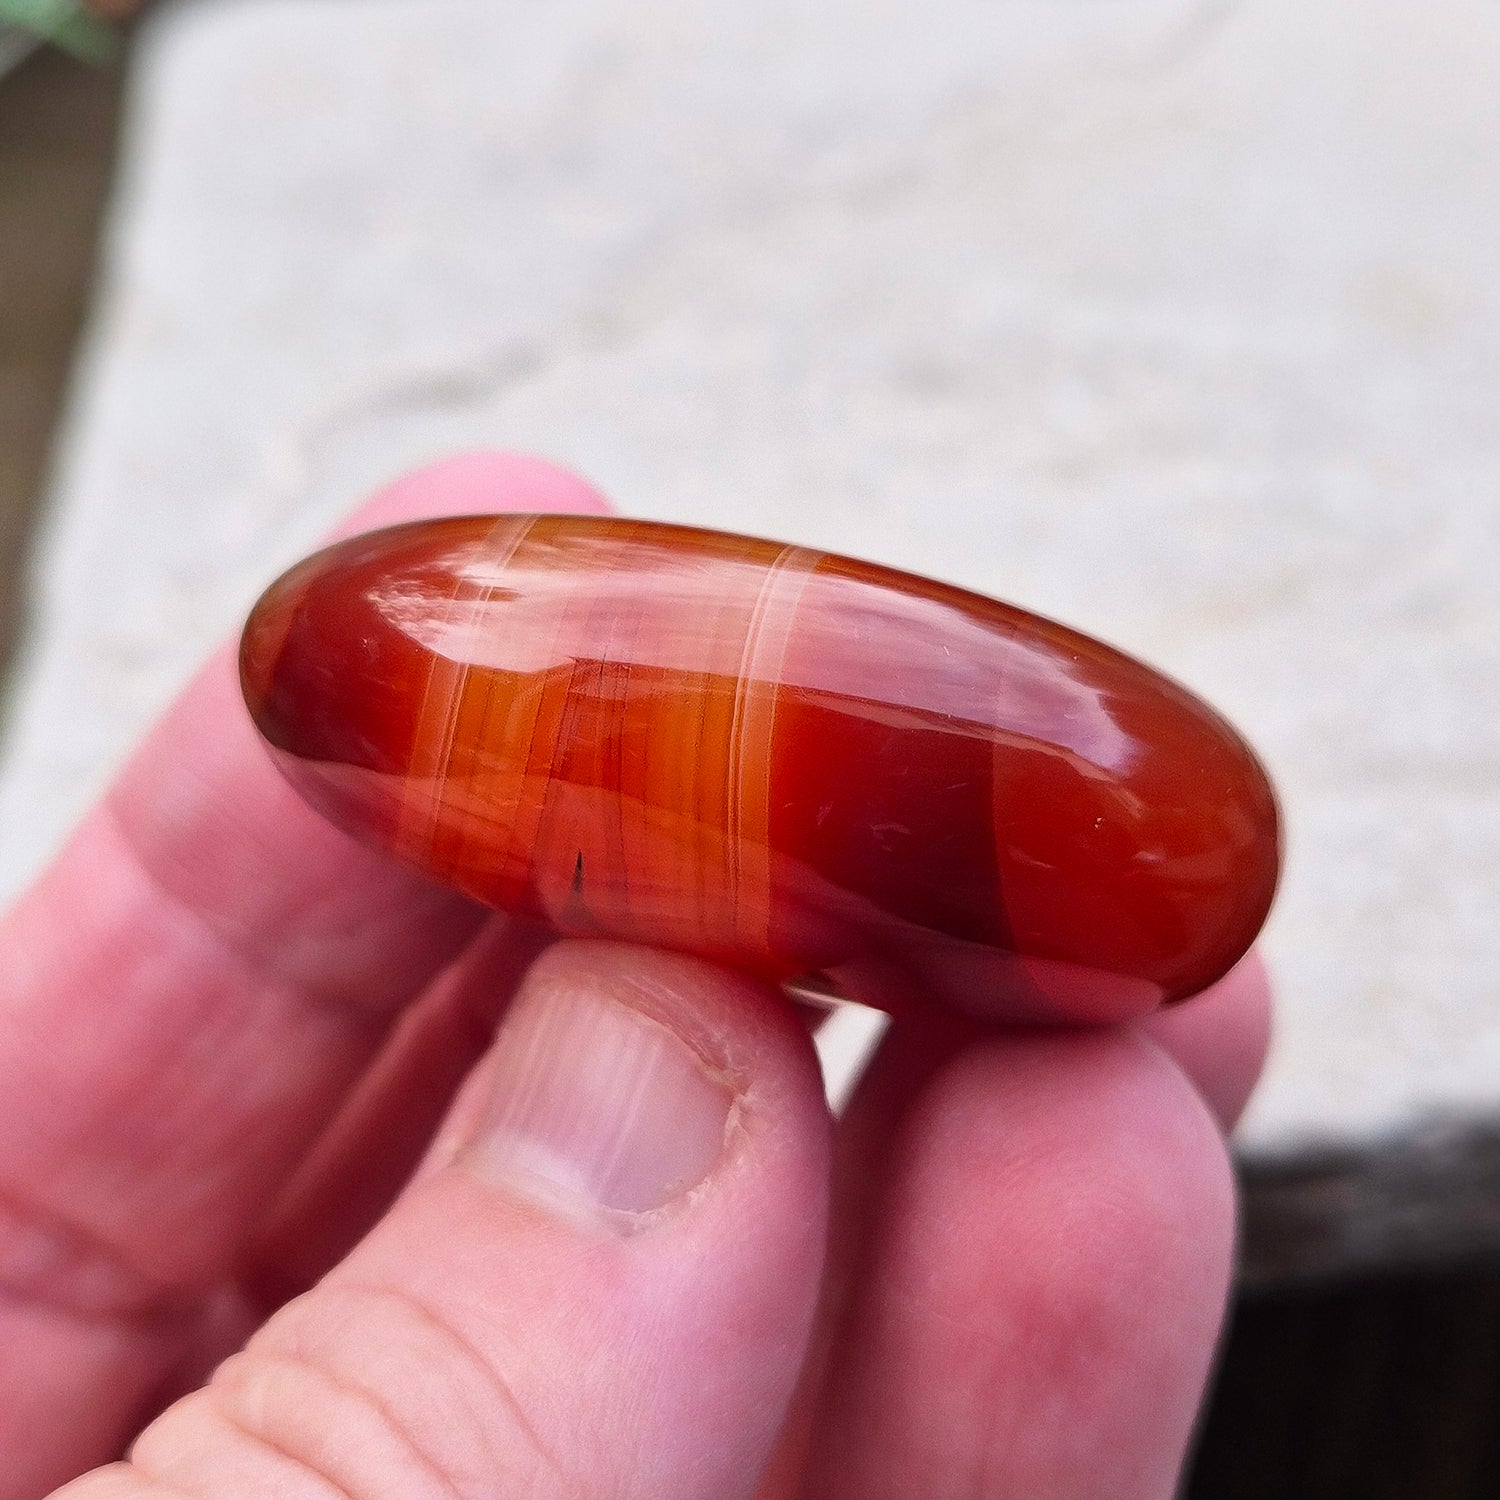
[805,1025,1236,1499]
[1139,950,1274,1132]
[329,943,829,1495]
[335,450,613,536]
[914,1026,1238,1276]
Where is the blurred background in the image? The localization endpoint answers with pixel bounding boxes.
[2,2,1498,1494]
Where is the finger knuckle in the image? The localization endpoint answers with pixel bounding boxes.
[128,1370,400,1500]
[245,1281,584,1497]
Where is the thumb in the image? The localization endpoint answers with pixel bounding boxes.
[56,943,832,1500]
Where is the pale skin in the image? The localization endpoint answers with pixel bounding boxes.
[0,453,1273,1499]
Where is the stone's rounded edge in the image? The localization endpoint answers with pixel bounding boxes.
[238,551,310,753]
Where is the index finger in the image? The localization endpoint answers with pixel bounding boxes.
[0,452,609,1496]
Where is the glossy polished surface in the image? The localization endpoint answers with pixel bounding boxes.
[241,515,1280,1022]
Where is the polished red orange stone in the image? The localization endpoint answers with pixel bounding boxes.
[240,514,1280,1023]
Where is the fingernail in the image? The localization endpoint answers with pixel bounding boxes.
[471,968,733,1217]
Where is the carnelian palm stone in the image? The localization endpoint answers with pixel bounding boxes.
[240,514,1280,1024]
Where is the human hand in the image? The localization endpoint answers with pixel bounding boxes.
[0,453,1271,1499]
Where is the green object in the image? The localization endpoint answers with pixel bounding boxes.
[0,0,116,64]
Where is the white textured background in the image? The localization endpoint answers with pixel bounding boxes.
[3,0,1497,1262]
